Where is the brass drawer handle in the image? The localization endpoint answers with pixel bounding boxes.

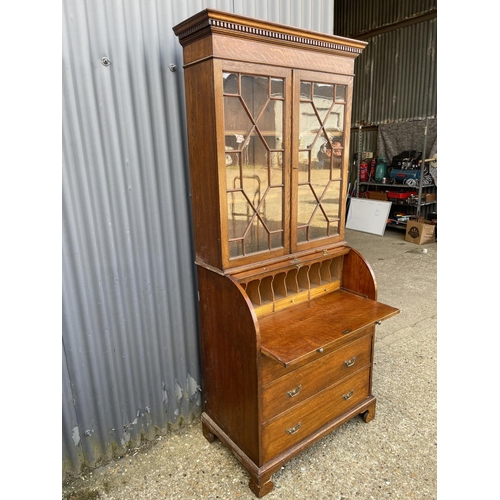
[344,356,356,367]
[342,389,354,400]
[286,422,301,435]
[287,385,302,398]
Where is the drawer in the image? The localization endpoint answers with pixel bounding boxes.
[273,290,309,312]
[260,325,375,384]
[261,335,372,422]
[262,366,370,462]
[308,279,340,299]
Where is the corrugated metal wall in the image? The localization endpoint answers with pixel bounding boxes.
[334,0,437,188]
[334,0,437,127]
[350,17,437,125]
[334,0,436,39]
[62,0,334,480]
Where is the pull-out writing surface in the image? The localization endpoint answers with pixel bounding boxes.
[259,290,399,367]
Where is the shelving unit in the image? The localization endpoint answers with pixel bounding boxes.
[359,180,437,230]
[354,118,437,230]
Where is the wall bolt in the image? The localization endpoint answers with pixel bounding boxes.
[169,63,177,72]
[85,430,91,437]
[145,406,151,413]
[101,57,111,67]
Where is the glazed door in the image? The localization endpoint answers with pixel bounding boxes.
[216,61,293,268]
[291,70,354,253]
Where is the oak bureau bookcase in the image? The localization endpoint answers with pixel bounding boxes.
[173,9,399,498]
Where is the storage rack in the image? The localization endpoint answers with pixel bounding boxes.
[354,118,436,230]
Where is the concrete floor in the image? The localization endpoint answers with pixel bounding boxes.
[62,227,437,500]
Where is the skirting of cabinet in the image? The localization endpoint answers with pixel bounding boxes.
[201,394,377,498]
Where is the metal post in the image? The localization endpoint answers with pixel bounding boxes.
[417,117,428,218]
[355,125,362,198]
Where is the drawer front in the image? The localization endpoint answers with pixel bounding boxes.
[262,366,370,462]
[273,290,310,312]
[308,279,340,299]
[260,325,375,385]
[261,334,372,422]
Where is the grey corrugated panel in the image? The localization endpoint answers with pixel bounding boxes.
[62,0,202,478]
[351,17,436,127]
[234,0,333,32]
[334,0,437,37]
[62,0,335,480]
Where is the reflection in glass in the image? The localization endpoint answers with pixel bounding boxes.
[297,80,345,244]
[223,72,285,258]
[335,85,346,102]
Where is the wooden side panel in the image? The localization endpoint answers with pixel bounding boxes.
[197,266,260,463]
[342,247,377,300]
[182,35,214,67]
[183,59,223,269]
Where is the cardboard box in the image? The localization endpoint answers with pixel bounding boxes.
[405,218,436,245]
[420,193,437,203]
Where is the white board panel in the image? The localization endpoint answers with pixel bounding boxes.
[346,198,392,236]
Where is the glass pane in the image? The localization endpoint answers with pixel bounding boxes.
[223,73,239,94]
[297,184,317,227]
[241,75,269,119]
[263,186,283,233]
[224,96,254,149]
[314,131,333,170]
[242,131,270,192]
[298,163,309,184]
[257,100,283,150]
[310,158,331,189]
[308,209,329,239]
[324,103,344,135]
[321,182,341,220]
[271,78,284,98]
[229,240,242,259]
[270,231,283,249]
[297,226,307,244]
[297,79,344,245]
[270,152,283,185]
[335,85,346,102]
[224,72,285,258]
[298,102,317,169]
[300,81,312,100]
[244,218,268,255]
[313,83,334,123]
[227,190,251,240]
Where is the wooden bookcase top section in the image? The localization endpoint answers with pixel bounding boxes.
[173,9,367,57]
